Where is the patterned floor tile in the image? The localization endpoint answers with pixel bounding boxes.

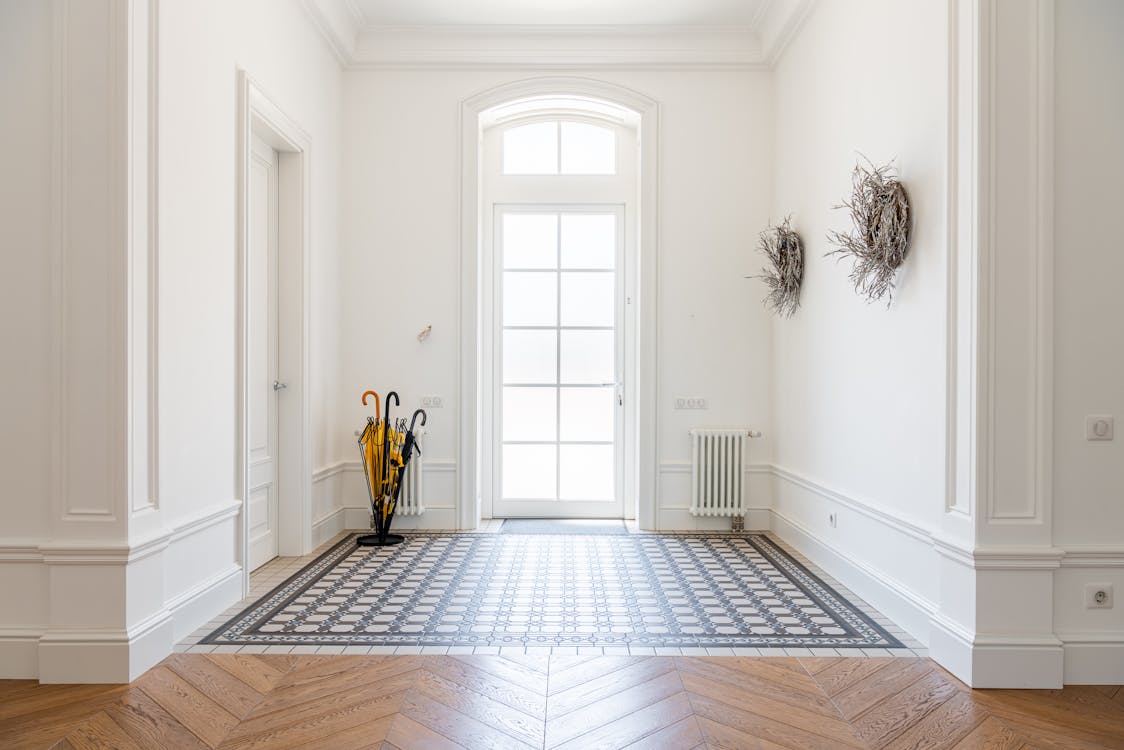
[200,532,904,650]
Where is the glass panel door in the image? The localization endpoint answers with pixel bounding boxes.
[493,207,624,518]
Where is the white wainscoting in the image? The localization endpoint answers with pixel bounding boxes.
[657,462,773,531]
[0,501,244,681]
[312,460,461,541]
[769,466,940,647]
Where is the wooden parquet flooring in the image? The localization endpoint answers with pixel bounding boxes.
[1,655,1121,749]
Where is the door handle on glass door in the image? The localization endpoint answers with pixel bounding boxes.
[595,382,623,405]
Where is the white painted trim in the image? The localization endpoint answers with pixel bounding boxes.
[931,612,1067,689]
[1059,548,1124,568]
[0,545,45,563]
[460,77,660,532]
[758,0,818,67]
[321,460,457,475]
[298,5,818,71]
[0,628,43,679]
[168,501,242,543]
[237,71,315,595]
[298,0,358,66]
[772,465,934,544]
[0,502,239,566]
[1060,636,1124,685]
[769,509,936,647]
[313,462,349,483]
[969,640,1064,689]
[39,536,169,566]
[351,26,766,71]
[165,565,242,642]
[313,506,346,530]
[1031,0,1055,530]
[968,547,1064,570]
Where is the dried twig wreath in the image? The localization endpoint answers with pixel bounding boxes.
[826,158,911,304]
[752,217,804,318]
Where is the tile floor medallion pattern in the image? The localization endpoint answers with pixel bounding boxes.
[201,533,905,649]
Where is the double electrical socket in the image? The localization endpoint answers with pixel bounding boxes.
[419,395,444,408]
[1086,583,1114,609]
[675,397,708,410]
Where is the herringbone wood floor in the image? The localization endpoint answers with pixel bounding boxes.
[1,655,1121,749]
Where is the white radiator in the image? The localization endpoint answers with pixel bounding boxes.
[397,430,425,516]
[690,428,750,517]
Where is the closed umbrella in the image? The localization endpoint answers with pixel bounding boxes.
[356,390,419,547]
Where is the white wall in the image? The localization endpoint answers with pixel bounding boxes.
[769,0,949,642]
[0,0,54,542]
[1052,0,1124,680]
[336,69,775,529]
[158,0,343,523]
[0,0,55,668]
[156,0,344,634]
[0,0,344,680]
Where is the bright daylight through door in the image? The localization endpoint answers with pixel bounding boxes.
[486,114,635,518]
[497,209,623,517]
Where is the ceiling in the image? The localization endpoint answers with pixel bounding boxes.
[349,0,771,27]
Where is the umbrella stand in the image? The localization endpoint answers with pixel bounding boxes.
[356,394,427,547]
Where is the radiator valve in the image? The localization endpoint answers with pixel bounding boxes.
[731,516,745,533]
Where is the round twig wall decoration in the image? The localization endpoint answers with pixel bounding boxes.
[753,217,804,318]
[826,158,911,305]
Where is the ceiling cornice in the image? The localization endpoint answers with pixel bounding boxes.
[757,0,818,67]
[300,0,817,72]
[299,0,359,65]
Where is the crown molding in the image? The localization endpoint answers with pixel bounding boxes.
[351,25,766,71]
[299,0,817,71]
[757,0,818,67]
[299,0,360,65]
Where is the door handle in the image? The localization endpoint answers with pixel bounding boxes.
[593,382,623,405]
[273,380,288,391]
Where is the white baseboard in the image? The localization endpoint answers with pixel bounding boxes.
[334,505,462,532]
[37,609,176,684]
[655,507,771,531]
[969,637,1064,689]
[928,617,1065,688]
[0,628,42,679]
[769,508,935,647]
[928,614,974,685]
[313,507,347,547]
[1059,634,1124,684]
[167,565,243,642]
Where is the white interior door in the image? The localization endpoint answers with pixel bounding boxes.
[492,206,625,518]
[248,135,279,570]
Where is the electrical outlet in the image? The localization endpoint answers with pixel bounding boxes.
[1086,415,1114,441]
[420,396,444,408]
[1086,583,1113,609]
[675,397,708,409]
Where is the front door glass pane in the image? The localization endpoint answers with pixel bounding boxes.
[499,210,619,507]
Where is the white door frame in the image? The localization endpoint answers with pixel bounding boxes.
[237,71,313,595]
[459,77,660,531]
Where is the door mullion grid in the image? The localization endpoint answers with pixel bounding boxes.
[554,212,562,504]
[495,205,622,513]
